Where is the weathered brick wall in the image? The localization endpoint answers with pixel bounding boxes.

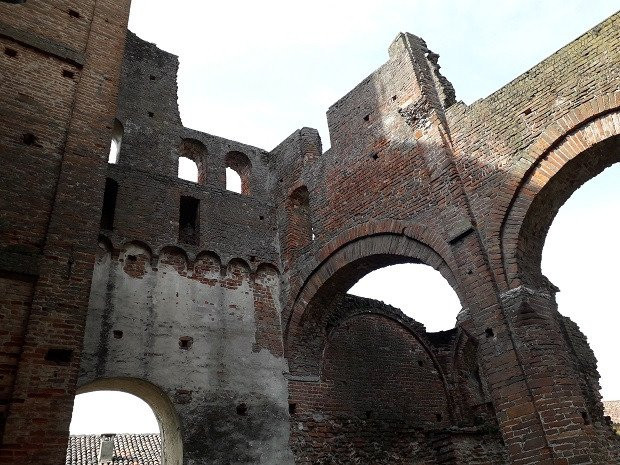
[288,295,506,464]
[0,1,131,463]
[2,3,620,463]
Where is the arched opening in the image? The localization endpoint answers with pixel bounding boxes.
[510,124,620,435]
[349,262,461,332]
[67,378,182,465]
[542,163,620,405]
[178,156,198,183]
[225,151,251,194]
[286,233,503,463]
[178,138,207,183]
[108,119,123,164]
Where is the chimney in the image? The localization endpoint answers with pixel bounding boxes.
[98,433,116,465]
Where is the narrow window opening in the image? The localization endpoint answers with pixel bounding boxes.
[68,9,80,18]
[112,330,123,339]
[179,196,199,245]
[225,151,251,195]
[1,0,26,4]
[288,403,297,415]
[108,119,123,164]
[226,167,242,193]
[149,74,156,80]
[178,156,199,182]
[371,152,379,160]
[363,114,370,122]
[365,410,372,419]
[62,69,74,79]
[147,111,154,118]
[4,47,17,58]
[435,413,443,422]
[485,328,494,338]
[418,360,424,367]
[100,178,118,231]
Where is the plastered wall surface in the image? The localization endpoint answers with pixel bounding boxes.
[1,3,620,464]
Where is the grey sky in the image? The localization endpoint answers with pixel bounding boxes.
[70,1,620,434]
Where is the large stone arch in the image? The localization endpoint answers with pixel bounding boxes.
[76,377,183,465]
[284,231,464,375]
[501,95,620,289]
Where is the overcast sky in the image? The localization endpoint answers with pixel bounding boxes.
[70,1,620,434]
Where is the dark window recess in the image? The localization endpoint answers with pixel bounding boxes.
[100,178,118,230]
[68,9,80,18]
[4,47,17,58]
[113,330,123,339]
[1,0,26,4]
[62,69,74,79]
[288,403,296,415]
[179,196,199,245]
[45,348,73,364]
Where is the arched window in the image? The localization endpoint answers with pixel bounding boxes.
[225,151,251,195]
[178,156,198,182]
[108,119,123,164]
[178,138,207,183]
[67,379,183,465]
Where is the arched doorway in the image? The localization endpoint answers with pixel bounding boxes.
[69,378,183,465]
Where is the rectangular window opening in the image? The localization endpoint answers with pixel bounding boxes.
[179,196,200,245]
[100,178,118,230]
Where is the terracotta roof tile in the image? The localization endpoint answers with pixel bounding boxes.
[66,434,161,465]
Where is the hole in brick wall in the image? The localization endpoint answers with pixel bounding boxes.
[418,360,424,367]
[485,327,494,338]
[392,95,397,101]
[113,330,123,339]
[581,411,590,425]
[250,256,256,262]
[363,114,370,122]
[62,69,74,79]
[68,9,80,18]
[371,152,379,160]
[126,254,137,262]
[148,111,154,118]
[288,403,296,415]
[4,47,17,58]
[45,348,73,364]
[179,196,200,245]
[149,75,156,80]
[22,132,36,145]
[259,215,264,220]
[435,413,443,422]
[523,108,532,115]
[179,336,193,350]
[236,402,248,415]
[365,410,372,419]
[100,178,118,230]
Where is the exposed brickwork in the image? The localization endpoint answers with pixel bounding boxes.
[1,4,620,464]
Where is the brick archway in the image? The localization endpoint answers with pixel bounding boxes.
[501,97,620,289]
[284,231,463,369]
[76,377,183,465]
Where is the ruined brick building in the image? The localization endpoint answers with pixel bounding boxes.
[1,1,619,464]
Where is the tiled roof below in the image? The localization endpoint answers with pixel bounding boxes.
[66,434,161,465]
